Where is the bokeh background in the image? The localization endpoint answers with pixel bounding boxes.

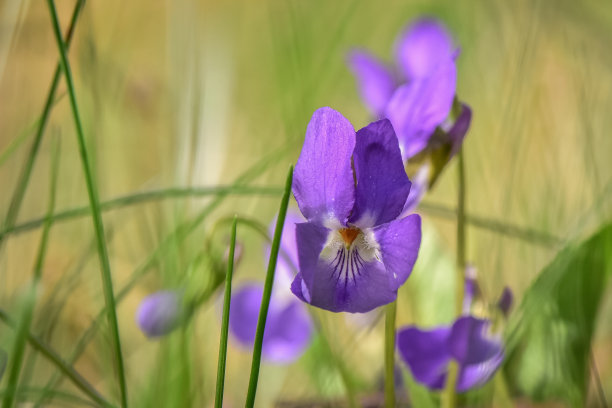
[1,0,612,406]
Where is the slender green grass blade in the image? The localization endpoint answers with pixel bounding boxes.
[384,301,397,408]
[0,185,283,239]
[214,215,238,408]
[245,166,293,407]
[45,1,127,405]
[1,0,84,247]
[2,136,60,408]
[0,310,114,408]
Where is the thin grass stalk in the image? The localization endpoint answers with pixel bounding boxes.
[214,216,238,408]
[0,185,283,239]
[245,166,293,407]
[45,1,127,405]
[0,310,114,408]
[384,300,397,408]
[442,149,467,408]
[2,137,60,408]
[1,0,84,246]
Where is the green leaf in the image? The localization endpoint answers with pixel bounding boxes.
[504,222,612,406]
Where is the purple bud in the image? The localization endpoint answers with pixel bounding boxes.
[136,290,184,338]
[497,287,513,317]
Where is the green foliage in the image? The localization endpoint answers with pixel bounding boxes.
[504,223,612,406]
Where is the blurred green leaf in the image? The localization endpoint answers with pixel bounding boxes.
[504,222,612,405]
[0,348,6,380]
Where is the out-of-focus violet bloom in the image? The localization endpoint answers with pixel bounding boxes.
[497,286,513,317]
[397,268,504,392]
[348,18,471,164]
[136,290,185,338]
[291,107,421,313]
[397,316,504,392]
[228,210,313,364]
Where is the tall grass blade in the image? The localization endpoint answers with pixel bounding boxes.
[45,1,127,405]
[0,309,114,408]
[245,166,293,407]
[2,136,60,408]
[1,0,84,247]
[384,301,397,408]
[214,215,238,408]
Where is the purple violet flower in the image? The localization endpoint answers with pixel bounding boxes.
[397,316,504,392]
[136,290,185,338]
[228,210,313,364]
[291,107,422,313]
[397,268,504,392]
[348,18,471,163]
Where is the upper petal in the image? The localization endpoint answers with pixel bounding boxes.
[374,214,421,290]
[349,119,412,227]
[448,316,503,365]
[397,325,452,390]
[385,60,456,160]
[347,50,396,117]
[395,18,455,81]
[293,107,356,227]
[292,222,397,313]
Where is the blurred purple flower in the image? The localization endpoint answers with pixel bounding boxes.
[348,18,471,162]
[397,316,504,392]
[291,107,421,313]
[136,290,185,338]
[228,210,313,364]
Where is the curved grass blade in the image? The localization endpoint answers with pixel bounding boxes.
[45,1,127,405]
[214,216,238,408]
[0,185,283,239]
[2,136,60,408]
[245,166,293,407]
[0,309,114,408]
[1,0,84,247]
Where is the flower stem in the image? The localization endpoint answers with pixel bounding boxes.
[245,166,293,407]
[45,1,127,406]
[442,148,467,408]
[214,216,238,408]
[384,300,397,408]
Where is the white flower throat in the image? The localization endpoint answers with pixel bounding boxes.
[320,227,381,284]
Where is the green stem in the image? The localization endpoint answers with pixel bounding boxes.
[245,166,293,407]
[384,301,397,408]
[442,149,467,408]
[0,310,114,408]
[2,139,60,408]
[214,216,238,408]
[45,1,127,406]
[0,185,283,239]
[1,0,84,246]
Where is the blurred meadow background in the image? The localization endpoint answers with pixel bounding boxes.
[1,0,612,406]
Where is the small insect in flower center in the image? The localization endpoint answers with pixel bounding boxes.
[338,227,361,248]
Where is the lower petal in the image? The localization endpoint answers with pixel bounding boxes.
[374,214,422,290]
[263,301,313,363]
[448,316,503,365]
[456,349,504,392]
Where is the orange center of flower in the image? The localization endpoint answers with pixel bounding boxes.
[339,227,360,247]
